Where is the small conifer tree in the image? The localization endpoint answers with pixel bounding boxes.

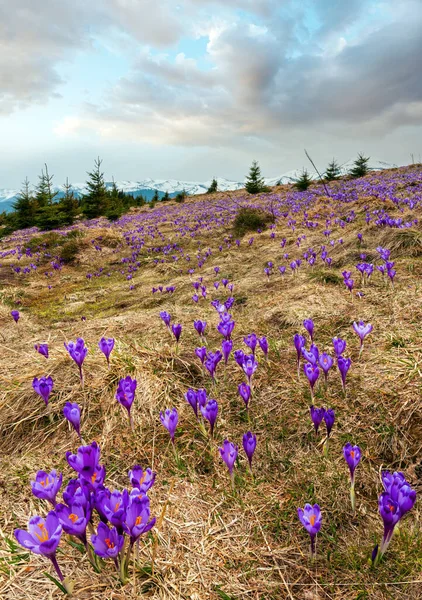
[245,160,266,194]
[349,153,370,178]
[207,178,218,194]
[82,157,109,218]
[294,169,313,191]
[325,159,342,181]
[12,177,36,229]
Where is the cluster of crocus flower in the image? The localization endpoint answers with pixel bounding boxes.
[14,442,156,591]
[219,431,257,487]
[310,405,335,455]
[64,338,88,385]
[116,376,137,428]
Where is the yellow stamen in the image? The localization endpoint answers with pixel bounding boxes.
[309,515,316,526]
[34,523,49,543]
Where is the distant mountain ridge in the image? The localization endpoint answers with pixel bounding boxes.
[0,160,398,213]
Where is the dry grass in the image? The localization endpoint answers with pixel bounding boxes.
[1,167,422,599]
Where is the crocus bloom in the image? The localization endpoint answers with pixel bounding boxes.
[15,511,62,556]
[32,376,54,405]
[98,337,115,365]
[324,409,335,438]
[63,402,81,438]
[205,350,223,380]
[195,346,207,364]
[310,406,325,435]
[194,320,207,337]
[243,431,257,470]
[34,343,49,358]
[332,337,346,357]
[294,334,306,378]
[353,321,373,354]
[66,441,101,479]
[337,356,351,391]
[343,443,361,512]
[244,333,258,355]
[258,336,269,358]
[297,504,322,557]
[303,319,314,342]
[200,399,218,436]
[217,319,235,340]
[222,339,233,364]
[234,349,245,367]
[302,344,319,365]
[64,338,88,384]
[31,470,63,507]
[171,323,182,343]
[91,522,124,559]
[160,311,171,328]
[242,354,258,384]
[318,353,333,381]
[219,440,238,482]
[303,363,319,399]
[124,495,156,543]
[11,310,20,323]
[185,389,198,417]
[55,500,91,542]
[128,466,156,493]
[238,382,252,408]
[160,408,178,444]
[116,376,137,426]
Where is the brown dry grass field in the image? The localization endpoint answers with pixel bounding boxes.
[0,167,422,599]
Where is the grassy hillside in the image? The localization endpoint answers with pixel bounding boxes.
[0,165,421,599]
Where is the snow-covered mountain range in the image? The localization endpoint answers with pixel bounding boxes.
[0,160,397,213]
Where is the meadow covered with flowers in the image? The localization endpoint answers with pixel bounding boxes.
[0,165,421,599]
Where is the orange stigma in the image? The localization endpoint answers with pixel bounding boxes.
[135,516,142,526]
[91,472,97,484]
[34,523,49,543]
[40,477,50,487]
[68,513,78,523]
[309,515,316,526]
[105,538,115,549]
[350,450,355,458]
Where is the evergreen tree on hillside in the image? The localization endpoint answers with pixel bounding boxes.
[35,165,57,208]
[59,178,79,225]
[34,165,62,230]
[245,160,266,194]
[12,177,36,229]
[294,169,313,191]
[82,157,109,218]
[152,190,159,203]
[325,159,342,181]
[349,153,370,178]
[207,178,218,194]
[162,191,170,202]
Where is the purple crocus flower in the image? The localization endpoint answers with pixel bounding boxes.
[194,320,207,337]
[31,470,63,507]
[302,344,319,365]
[234,349,245,367]
[98,488,130,530]
[195,346,207,364]
[66,441,101,479]
[205,350,223,381]
[337,356,351,391]
[238,382,252,408]
[318,353,333,381]
[297,504,322,558]
[303,363,319,400]
[124,495,156,544]
[200,399,218,436]
[55,500,91,543]
[244,333,258,355]
[32,376,54,405]
[258,336,269,358]
[197,388,207,407]
[185,389,198,417]
[64,338,88,384]
[222,339,233,364]
[116,376,137,426]
[303,319,314,342]
[128,466,156,493]
[34,343,49,358]
[11,310,20,323]
[217,319,235,340]
[171,323,182,343]
[160,408,178,444]
[98,337,115,365]
[243,431,257,470]
[219,440,238,483]
[310,405,325,435]
[323,408,335,438]
[353,321,373,355]
[294,334,306,378]
[160,311,171,329]
[63,402,81,438]
[242,354,258,384]
[91,522,124,559]
[343,443,361,512]
[332,337,346,357]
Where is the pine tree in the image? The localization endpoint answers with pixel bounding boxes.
[82,157,109,218]
[152,190,159,203]
[294,169,313,191]
[59,178,79,225]
[325,159,342,181]
[207,178,218,194]
[12,177,36,229]
[162,191,170,202]
[106,178,123,220]
[245,160,267,194]
[349,153,370,178]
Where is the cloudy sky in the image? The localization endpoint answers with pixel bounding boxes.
[1,0,421,187]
